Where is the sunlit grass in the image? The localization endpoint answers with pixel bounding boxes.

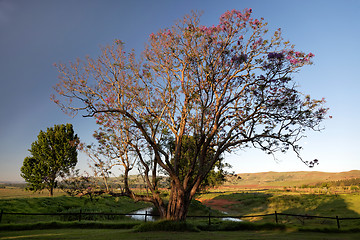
[0,187,65,199]
[196,188,360,228]
[343,194,360,215]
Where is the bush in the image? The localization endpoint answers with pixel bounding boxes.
[134,220,200,232]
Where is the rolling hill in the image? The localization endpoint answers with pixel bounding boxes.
[225,170,360,187]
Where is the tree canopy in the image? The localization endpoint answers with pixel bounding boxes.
[21,124,79,196]
[52,9,327,219]
[169,135,230,191]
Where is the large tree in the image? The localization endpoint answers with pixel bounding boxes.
[21,124,79,196]
[52,9,328,219]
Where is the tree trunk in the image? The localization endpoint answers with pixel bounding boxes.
[165,181,191,221]
[48,177,56,197]
[123,167,132,195]
[49,187,54,197]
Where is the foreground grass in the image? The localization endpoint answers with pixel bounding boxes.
[2,228,360,240]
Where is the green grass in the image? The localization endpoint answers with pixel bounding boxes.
[134,220,200,232]
[2,228,360,240]
[0,221,140,231]
[0,190,213,225]
[0,195,151,224]
[2,184,360,231]
[0,187,65,199]
[197,190,360,229]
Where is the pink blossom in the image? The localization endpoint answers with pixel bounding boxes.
[105,97,111,104]
[290,59,299,64]
[199,25,207,32]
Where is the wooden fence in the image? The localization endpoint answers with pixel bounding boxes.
[1,209,360,229]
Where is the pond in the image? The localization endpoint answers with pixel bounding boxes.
[128,207,156,221]
[129,208,242,222]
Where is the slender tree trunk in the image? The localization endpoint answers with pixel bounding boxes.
[123,167,131,195]
[49,186,54,197]
[103,176,110,193]
[48,177,56,197]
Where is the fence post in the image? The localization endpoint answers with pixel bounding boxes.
[275,211,278,224]
[336,216,340,229]
[208,212,211,225]
[0,209,3,223]
[145,211,148,222]
[79,209,82,222]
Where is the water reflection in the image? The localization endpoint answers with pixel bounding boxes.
[129,208,242,222]
[220,211,242,222]
[129,207,156,221]
[221,216,242,222]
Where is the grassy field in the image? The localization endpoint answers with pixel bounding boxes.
[2,228,360,240]
[0,187,66,199]
[224,170,360,187]
[1,171,360,239]
[196,188,360,229]
[0,189,152,224]
[1,186,360,230]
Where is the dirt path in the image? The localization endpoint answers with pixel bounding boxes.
[199,199,238,212]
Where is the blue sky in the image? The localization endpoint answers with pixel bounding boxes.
[0,0,359,181]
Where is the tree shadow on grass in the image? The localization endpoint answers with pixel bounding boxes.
[275,194,360,228]
[207,192,360,228]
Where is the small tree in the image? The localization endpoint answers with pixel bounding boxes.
[21,124,79,196]
[59,169,103,200]
[80,115,139,196]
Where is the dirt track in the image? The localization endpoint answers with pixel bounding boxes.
[199,199,238,212]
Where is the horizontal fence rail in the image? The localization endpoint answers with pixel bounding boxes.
[1,209,360,229]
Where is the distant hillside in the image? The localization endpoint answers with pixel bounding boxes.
[3,171,360,189]
[225,170,360,187]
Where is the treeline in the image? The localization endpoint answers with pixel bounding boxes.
[300,178,360,188]
[0,182,27,189]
